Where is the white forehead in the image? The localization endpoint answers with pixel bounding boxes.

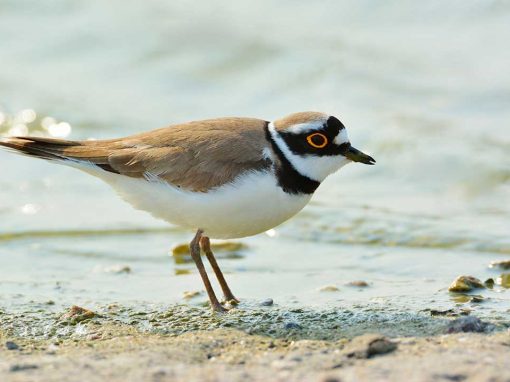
[334,128,350,145]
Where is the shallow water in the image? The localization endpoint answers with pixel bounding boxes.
[0,1,509,320]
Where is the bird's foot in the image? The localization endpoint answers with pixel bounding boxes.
[220,297,240,312]
[211,302,229,314]
[223,297,240,305]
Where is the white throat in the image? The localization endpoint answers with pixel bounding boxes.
[267,122,349,182]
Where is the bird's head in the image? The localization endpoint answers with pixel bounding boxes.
[268,112,375,182]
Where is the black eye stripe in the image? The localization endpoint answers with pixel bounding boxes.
[279,131,346,157]
[278,116,347,157]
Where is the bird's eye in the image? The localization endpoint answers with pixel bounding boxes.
[306,133,328,148]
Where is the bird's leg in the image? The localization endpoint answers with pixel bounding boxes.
[199,236,240,304]
[189,230,226,313]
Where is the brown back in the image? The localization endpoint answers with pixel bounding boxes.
[0,117,272,192]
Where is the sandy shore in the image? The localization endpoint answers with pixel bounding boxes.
[1,304,509,381]
[1,328,509,382]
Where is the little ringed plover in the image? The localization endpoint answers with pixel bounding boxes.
[0,111,375,312]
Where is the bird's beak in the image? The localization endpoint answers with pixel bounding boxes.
[344,146,376,165]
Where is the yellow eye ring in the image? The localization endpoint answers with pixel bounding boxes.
[306,133,328,148]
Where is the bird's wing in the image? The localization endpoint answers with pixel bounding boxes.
[0,118,272,192]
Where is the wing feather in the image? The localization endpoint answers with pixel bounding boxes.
[0,117,272,192]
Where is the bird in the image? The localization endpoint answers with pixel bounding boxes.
[0,111,375,312]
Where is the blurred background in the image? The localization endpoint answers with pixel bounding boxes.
[0,1,508,314]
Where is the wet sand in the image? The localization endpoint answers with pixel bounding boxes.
[1,305,509,381]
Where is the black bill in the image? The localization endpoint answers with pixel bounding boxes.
[344,146,376,165]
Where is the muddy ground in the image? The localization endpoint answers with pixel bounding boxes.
[0,304,509,382]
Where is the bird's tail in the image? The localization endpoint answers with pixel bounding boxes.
[0,136,121,175]
[0,136,81,161]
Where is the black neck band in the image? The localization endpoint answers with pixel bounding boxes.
[264,123,320,195]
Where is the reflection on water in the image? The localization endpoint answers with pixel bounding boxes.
[0,1,509,318]
[0,109,73,139]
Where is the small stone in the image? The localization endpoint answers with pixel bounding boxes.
[346,280,369,287]
[434,374,467,381]
[430,309,456,316]
[342,334,397,359]
[172,241,247,256]
[318,285,339,292]
[445,316,490,334]
[470,296,484,303]
[209,241,247,252]
[171,243,190,256]
[448,276,485,292]
[87,333,102,340]
[152,369,167,378]
[60,305,95,324]
[489,260,510,270]
[182,290,201,300]
[5,341,19,350]
[260,298,274,306]
[484,278,495,288]
[45,300,55,305]
[103,265,131,274]
[9,364,38,372]
[284,322,302,330]
[451,294,471,304]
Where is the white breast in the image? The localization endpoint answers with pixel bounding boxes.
[77,164,312,239]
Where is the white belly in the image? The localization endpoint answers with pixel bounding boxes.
[81,166,312,239]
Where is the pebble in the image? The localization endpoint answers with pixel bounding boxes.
[103,265,131,274]
[448,276,485,292]
[341,334,397,359]
[445,316,490,334]
[346,280,369,287]
[207,241,247,252]
[318,285,339,292]
[60,305,96,323]
[171,243,190,255]
[9,364,38,372]
[322,378,341,382]
[260,298,274,306]
[430,309,455,317]
[284,322,302,330]
[87,333,102,341]
[484,278,495,288]
[5,341,19,350]
[182,290,201,300]
[172,241,247,256]
[434,374,467,381]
